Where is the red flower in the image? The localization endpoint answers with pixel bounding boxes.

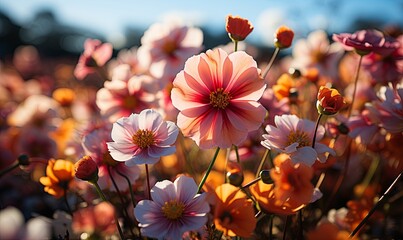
[316,86,345,115]
[225,15,254,41]
[274,26,294,49]
[74,156,99,182]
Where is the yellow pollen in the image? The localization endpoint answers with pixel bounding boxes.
[210,88,231,109]
[132,129,155,149]
[161,200,185,220]
[286,130,311,147]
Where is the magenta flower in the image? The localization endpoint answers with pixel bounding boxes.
[96,64,162,122]
[171,48,267,149]
[74,38,113,80]
[261,114,335,166]
[332,29,400,55]
[107,109,179,166]
[362,35,402,85]
[137,22,203,81]
[134,176,210,239]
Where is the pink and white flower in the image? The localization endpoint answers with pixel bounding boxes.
[134,176,210,239]
[74,38,113,80]
[261,114,335,166]
[96,64,162,122]
[107,109,179,166]
[81,122,140,191]
[171,48,267,149]
[137,21,203,82]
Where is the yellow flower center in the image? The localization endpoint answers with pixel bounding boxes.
[286,130,311,148]
[161,200,185,220]
[132,129,155,149]
[210,88,231,109]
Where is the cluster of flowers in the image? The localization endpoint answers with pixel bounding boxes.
[0,14,402,240]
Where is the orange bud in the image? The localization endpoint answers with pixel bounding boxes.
[225,15,254,42]
[75,156,99,182]
[274,26,294,49]
[316,86,345,115]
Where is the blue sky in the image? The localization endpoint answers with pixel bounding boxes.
[1,0,402,47]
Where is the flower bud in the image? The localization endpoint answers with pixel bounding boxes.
[17,154,30,166]
[316,86,345,115]
[226,161,244,187]
[259,170,273,184]
[75,156,99,182]
[225,15,254,42]
[274,26,294,49]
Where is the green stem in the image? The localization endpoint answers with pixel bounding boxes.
[298,210,304,240]
[93,181,125,240]
[347,55,363,118]
[234,40,238,52]
[262,47,280,80]
[256,149,270,178]
[0,162,19,179]
[116,169,137,208]
[242,177,261,189]
[282,215,290,240]
[312,113,323,148]
[234,145,240,164]
[349,171,402,238]
[197,148,220,193]
[145,164,152,200]
[63,189,72,216]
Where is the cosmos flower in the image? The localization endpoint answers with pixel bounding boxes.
[134,176,209,239]
[39,159,75,198]
[171,48,267,149]
[261,114,335,166]
[274,25,294,49]
[74,38,113,80]
[316,86,345,115]
[332,29,399,56]
[213,183,256,237]
[225,15,254,42]
[137,21,203,80]
[72,202,117,237]
[107,109,179,166]
[96,64,162,122]
[81,122,141,191]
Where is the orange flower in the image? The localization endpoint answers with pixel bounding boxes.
[213,183,256,237]
[270,154,314,208]
[317,86,345,115]
[52,88,76,107]
[225,15,254,41]
[39,159,75,198]
[250,180,305,215]
[274,26,294,49]
[272,73,295,101]
[306,221,353,240]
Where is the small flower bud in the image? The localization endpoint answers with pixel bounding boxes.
[288,68,301,79]
[226,171,244,187]
[226,161,244,187]
[317,86,345,115]
[17,154,30,166]
[259,170,273,184]
[75,156,99,182]
[226,15,254,42]
[337,122,350,135]
[274,26,294,49]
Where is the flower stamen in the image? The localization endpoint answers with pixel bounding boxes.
[132,129,155,149]
[286,130,311,147]
[210,88,231,109]
[161,200,185,220]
